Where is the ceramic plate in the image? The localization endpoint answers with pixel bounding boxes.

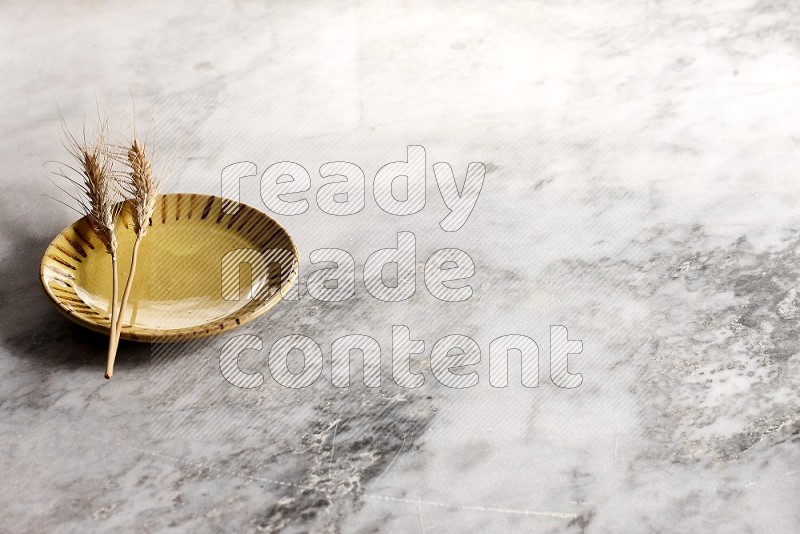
[40,194,299,342]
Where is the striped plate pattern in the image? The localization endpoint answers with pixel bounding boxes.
[39,194,299,343]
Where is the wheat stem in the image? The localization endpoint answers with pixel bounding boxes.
[112,233,143,342]
[105,252,120,379]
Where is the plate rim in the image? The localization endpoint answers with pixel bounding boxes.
[39,193,299,343]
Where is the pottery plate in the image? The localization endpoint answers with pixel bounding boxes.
[40,194,299,342]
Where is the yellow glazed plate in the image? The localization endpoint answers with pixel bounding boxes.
[40,194,299,342]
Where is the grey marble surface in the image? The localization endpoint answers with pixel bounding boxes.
[1,1,799,532]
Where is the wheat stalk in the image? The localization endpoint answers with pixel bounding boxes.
[105,133,166,377]
[55,114,123,379]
